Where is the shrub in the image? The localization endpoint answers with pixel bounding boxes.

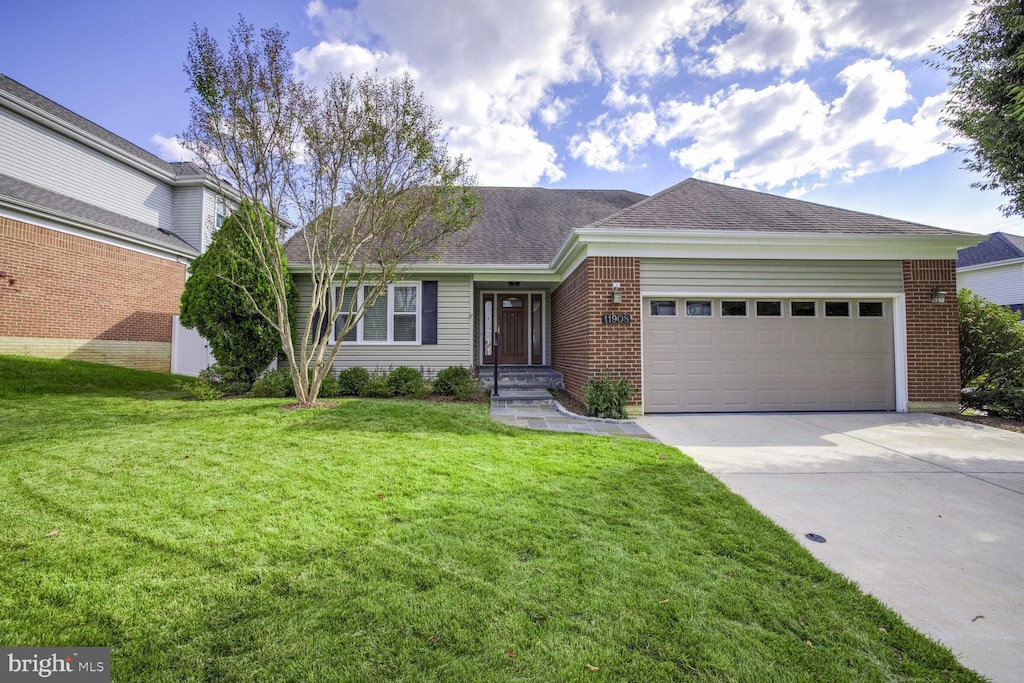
[583,375,634,419]
[181,377,222,401]
[453,379,481,402]
[337,367,370,396]
[360,374,393,398]
[961,387,1024,419]
[959,288,1024,389]
[197,363,252,395]
[386,366,426,397]
[318,371,342,398]
[433,366,474,396]
[251,369,294,398]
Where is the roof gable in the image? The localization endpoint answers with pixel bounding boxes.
[957,231,1024,268]
[587,178,966,236]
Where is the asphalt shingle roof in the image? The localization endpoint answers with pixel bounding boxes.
[588,178,965,235]
[0,173,198,255]
[957,231,1024,267]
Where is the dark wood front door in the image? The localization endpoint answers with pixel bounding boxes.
[498,295,528,364]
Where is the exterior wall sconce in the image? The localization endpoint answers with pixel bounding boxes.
[611,282,622,304]
[930,287,948,304]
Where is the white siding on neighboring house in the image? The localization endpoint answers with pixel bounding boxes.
[0,109,175,229]
[172,186,205,251]
[295,273,473,376]
[958,263,1024,306]
[640,259,903,294]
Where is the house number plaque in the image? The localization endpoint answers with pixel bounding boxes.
[601,314,632,324]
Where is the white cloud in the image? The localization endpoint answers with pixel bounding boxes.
[603,81,650,110]
[570,110,657,171]
[706,0,972,75]
[539,97,572,127]
[151,134,197,163]
[656,59,950,192]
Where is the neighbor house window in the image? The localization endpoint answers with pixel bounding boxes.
[756,301,782,317]
[333,283,420,344]
[721,301,747,317]
[650,300,677,316]
[858,301,884,317]
[791,301,816,317]
[685,300,712,316]
[825,301,850,317]
[215,197,227,228]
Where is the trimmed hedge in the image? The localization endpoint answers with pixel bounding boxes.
[962,388,1024,420]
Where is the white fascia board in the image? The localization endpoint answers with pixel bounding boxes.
[956,257,1024,273]
[567,229,982,261]
[640,290,903,298]
[0,203,196,263]
[286,262,557,279]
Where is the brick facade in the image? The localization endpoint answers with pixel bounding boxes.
[551,256,642,405]
[902,259,960,411]
[0,216,186,370]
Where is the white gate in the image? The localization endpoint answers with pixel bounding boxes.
[171,316,213,376]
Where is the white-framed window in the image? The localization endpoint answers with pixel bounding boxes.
[333,283,420,344]
[824,301,851,317]
[858,301,885,318]
[755,301,782,317]
[650,300,677,316]
[721,300,748,317]
[791,301,816,317]
[215,197,227,228]
[685,300,712,317]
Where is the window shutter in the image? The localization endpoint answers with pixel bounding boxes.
[422,281,438,345]
[310,308,331,343]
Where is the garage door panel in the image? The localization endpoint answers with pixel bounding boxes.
[643,297,896,412]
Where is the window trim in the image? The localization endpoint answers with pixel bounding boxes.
[684,300,713,317]
[790,300,817,318]
[649,299,678,317]
[857,301,885,318]
[332,282,422,345]
[720,300,749,317]
[824,301,851,318]
[755,300,783,317]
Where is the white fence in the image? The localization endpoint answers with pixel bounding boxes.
[170,316,213,376]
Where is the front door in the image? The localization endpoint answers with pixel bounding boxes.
[498,294,528,364]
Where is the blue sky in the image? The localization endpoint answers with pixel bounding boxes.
[4,0,1024,236]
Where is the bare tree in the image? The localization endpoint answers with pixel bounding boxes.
[183,18,480,405]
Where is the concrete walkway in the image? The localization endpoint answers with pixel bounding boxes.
[490,402,654,438]
[637,412,1024,683]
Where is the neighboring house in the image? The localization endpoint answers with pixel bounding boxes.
[0,74,224,371]
[956,231,1024,317]
[285,181,982,414]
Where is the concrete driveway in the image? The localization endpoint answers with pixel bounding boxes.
[636,412,1024,683]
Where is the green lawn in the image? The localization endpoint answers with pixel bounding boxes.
[0,356,982,682]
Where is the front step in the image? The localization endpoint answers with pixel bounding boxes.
[478,366,564,391]
[489,387,555,408]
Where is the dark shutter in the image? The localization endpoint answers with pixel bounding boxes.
[421,281,438,345]
[310,308,331,343]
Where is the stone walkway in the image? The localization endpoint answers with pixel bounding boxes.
[489,402,655,439]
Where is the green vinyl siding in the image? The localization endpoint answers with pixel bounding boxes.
[640,259,903,295]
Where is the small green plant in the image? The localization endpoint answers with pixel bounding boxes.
[181,377,222,401]
[337,367,370,396]
[583,375,634,419]
[386,366,426,397]
[197,363,253,396]
[251,369,294,398]
[360,374,393,398]
[433,366,474,396]
[454,379,481,402]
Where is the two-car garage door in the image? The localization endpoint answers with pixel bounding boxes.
[643,297,896,413]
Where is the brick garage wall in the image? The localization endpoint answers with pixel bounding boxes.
[902,259,960,410]
[551,256,642,405]
[0,216,186,371]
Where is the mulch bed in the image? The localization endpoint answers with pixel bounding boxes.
[941,413,1024,435]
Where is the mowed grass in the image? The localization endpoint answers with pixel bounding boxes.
[0,356,981,682]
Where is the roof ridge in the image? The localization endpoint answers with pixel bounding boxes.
[992,231,1024,257]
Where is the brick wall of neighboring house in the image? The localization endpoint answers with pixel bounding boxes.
[0,216,186,371]
[551,256,642,406]
[902,259,961,411]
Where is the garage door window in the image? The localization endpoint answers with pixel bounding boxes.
[686,300,712,316]
[791,301,816,317]
[650,300,677,316]
[858,301,884,317]
[721,301,747,316]
[755,301,782,317]
[825,301,850,317]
